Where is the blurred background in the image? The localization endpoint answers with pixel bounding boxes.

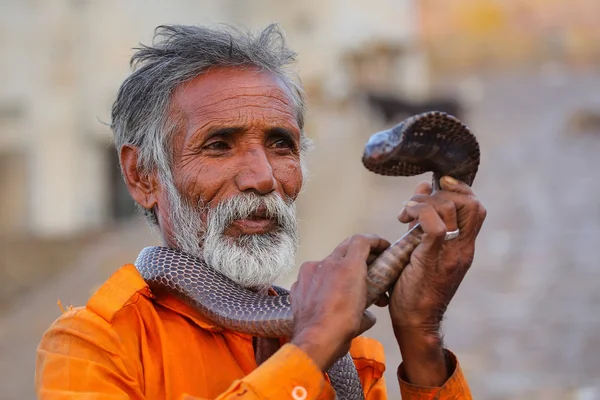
[1,0,600,398]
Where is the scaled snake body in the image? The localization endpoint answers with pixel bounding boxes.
[135,111,480,399]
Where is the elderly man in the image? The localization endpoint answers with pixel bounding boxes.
[36,24,486,399]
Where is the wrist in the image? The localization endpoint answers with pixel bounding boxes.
[393,322,442,343]
[394,327,450,387]
[291,330,337,371]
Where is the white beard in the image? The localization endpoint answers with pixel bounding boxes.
[166,186,299,290]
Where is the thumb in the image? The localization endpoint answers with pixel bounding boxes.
[356,310,377,336]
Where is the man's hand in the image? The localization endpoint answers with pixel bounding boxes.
[381,176,487,386]
[289,234,390,371]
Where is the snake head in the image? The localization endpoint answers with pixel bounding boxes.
[362,112,480,186]
[362,129,401,164]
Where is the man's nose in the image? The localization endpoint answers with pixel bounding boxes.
[234,148,277,195]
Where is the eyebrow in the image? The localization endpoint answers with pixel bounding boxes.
[265,127,299,141]
[202,125,299,142]
[203,126,246,141]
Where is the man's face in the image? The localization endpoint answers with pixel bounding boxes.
[154,67,304,289]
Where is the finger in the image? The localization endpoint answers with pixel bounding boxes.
[356,310,377,335]
[397,181,432,221]
[474,203,488,235]
[330,237,352,259]
[398,181,432,223]
[345,234,391,262]
[366,252,378,265]
[425,185,484,232]
[408,218,419,230]
[298,261,319,274]
[439,176,474,196]
[295,262,319,287]
[331,234,390,259]
[400,177,472,223]
[289,281,299,304]
[399,195,458,233]
[403,201,447,253]
[404,202,448,235]
[398,207,416,224]
[414,180,433,195]
[374,294,389,307]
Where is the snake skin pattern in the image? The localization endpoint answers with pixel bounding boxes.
[134,111,480,400]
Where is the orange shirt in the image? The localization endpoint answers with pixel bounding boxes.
[35,264,472,399]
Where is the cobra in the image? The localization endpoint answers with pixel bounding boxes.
[135,111,481,400]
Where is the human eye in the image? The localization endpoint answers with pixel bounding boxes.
[204,141,231,151]
[271,137,295,149]
[267,129,299,153]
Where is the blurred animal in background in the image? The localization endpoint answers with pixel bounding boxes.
[565,109,600,135]
[365,92,463,124]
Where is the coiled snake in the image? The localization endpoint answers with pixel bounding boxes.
[135,111,480,399]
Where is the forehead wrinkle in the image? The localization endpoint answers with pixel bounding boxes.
[194,103,295,119]
[187,90,294,116]
[172,82,292,119]
[187,102,298,134]
[178,97,296,139]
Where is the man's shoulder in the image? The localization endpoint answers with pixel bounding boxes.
[85,263,154,324]
[41,264,153,347]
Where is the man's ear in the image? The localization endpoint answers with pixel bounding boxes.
[119,145,159,212]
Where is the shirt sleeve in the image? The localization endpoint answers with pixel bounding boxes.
[211,344,336,400]
[397,349,473,399]
[36,308,336,400]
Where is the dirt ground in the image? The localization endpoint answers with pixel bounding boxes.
[2,71,600,399]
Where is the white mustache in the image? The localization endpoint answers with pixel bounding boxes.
[208,192,296,234]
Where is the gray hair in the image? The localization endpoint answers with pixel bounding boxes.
[110,23,311,225]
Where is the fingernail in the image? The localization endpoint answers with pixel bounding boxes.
[403,201,418,207]
[443,176,458,185]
